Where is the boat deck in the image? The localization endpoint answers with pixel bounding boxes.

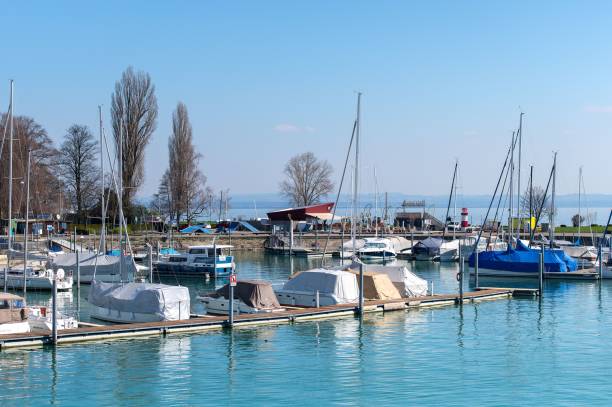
[0,289,521,350]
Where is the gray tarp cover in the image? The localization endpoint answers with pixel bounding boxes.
[51,253,135,275]
[215,280,281,309]
[88,281,190,320]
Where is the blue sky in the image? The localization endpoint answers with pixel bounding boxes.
[1,1,612,199]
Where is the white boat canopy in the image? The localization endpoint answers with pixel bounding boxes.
[281,269,359,303]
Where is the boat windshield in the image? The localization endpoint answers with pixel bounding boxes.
[365,243,387,249]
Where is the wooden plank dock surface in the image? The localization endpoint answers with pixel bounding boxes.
[0,289,516,350]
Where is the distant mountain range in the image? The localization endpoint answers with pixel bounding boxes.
[227,192,612,209]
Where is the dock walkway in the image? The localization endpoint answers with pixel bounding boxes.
[0,289,522,350]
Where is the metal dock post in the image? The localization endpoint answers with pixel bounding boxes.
[539,244,544,297]
[359,263,364,315]
[52,271,58,345]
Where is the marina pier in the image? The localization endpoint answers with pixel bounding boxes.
[0,288,527,350]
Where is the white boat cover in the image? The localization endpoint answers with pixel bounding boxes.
[281,269,359,303]
[88,281,190,321]
[350,264,428,297]
[386,236,412,252]
[50,253,135,278]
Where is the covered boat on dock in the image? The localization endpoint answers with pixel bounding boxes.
[468,240,578,277]
[49,252,136,283]
[88,280,190,323]
[412,237,442,261]
[354,264,429,297]
[346,269,402,300]
[275,269,359,307]
[198,280,284,315]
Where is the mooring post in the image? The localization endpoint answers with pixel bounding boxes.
[430,281,434,296]
[359,262,365,315]
[539,244,544,296]
[52,271,58,345]
[458,256,464,305]
[315,290,320,308]
[474,246,479,289]
[228,275,235,327]
[598,244,603,280]
[148,244,153,283]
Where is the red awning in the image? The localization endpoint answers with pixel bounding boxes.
[267,203,334,221]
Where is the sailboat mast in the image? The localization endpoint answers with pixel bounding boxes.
[453,164,457,240]
[7,81,13,252]
[374,167,378,238]
[508,131,515,244]
[99,106,105,253]
[516,113,523,242]
[23,149,31,294]
[352,93,361,254]
[5,80,13,293]
[550,153,557,248]
[529,165,533,234]
[441,161,457,241]
[578,166,582,238]
[118,123,124,281]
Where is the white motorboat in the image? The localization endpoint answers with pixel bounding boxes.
[438,239,461,262]
[0,267,73,291]
[198,280,284,315]
[358,238,397,260]
[28,306,78,331]
[155,245,235,277]
[0,293,30,335]
[275,269,359,307]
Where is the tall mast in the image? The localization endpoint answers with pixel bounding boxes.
[508,131,515,244]
[550,153,557,248]
[516,112,523,242]
[99,106,105,253]
[5,80,13,292]
[529,165,533,235]
[118,122,124,281]
[578,166,582,239]
[453,163,457,240]
[352,93,361,254]
[7,80,13,252]
[23,149,31,294]
[374,167,378,238]
[441,161,458,242]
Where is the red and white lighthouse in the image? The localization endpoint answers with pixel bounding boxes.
[461,208,469,228]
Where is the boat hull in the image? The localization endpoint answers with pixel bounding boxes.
[0,275,73,290]
[198,297,284,315]
[89,305,187,324]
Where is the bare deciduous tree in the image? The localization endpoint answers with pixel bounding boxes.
[58,124,99,220]
[111,66,158,210]
[520,186,551,219]
[164,102,211,224]
[0,114,60,219]
[280,152,333,206]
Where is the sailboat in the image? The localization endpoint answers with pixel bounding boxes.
[561,168,598,268]
[469,120,579,277]
[88,114,190,323]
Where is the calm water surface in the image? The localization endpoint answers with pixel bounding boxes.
[1,252,611,406]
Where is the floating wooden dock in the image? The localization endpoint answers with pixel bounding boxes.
[0,289,522,350]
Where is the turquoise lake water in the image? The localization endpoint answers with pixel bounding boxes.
[1,252,612,406]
